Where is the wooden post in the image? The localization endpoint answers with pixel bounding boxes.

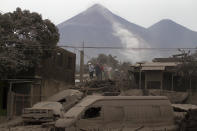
[137,62,143,89]
[145,72,147,89]
[139,68,142,89]
[171,74,174,91]
[30,84,33,107]
[160,71,163,92]
[80,45,84,84]
[7,82,13,119]
[190,77,192,96]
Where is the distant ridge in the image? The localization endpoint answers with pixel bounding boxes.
[57,4,197,62]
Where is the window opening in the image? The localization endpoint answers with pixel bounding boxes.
[83,107,101,119]
[147,81,161,89]
[59,98,67,103]
[67,56,72,69]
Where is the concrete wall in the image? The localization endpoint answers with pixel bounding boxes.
[41,79,73,100]
[36,48,76,85]
[145,71,163,89]
[187,91,197,105]
[0,116,6,123]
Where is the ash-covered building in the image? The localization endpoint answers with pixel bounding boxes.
[130,57,197,92]
[0,47,76,121]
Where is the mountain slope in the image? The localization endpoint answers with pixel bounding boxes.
[57,4,197,62]
[148,19,197,47]
[57,4,148,46]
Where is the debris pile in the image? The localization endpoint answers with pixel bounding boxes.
[83,80,120,95]
[149,89,189,103]
[0,125,48,131]
[173,104,197,130]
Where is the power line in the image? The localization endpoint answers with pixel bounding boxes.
[1,46,196,51]
[61,45,91,59]
[2,43,197,50]
[58,45,197,50]
[1,43,197,54]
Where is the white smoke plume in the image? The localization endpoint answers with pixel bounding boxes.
[84,5,152,62]
[112,22,150,62]
[94,6,151,62]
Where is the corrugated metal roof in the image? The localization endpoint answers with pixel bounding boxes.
[132,62,179,71]
[142,62,179,67]
[142,66,165,71]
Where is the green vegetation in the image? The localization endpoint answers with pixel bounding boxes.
[88,54,131,72]
[0,8,59,78]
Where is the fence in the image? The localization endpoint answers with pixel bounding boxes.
[12,93,45,116]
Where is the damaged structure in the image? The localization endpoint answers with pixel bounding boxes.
[0,48,76,122]
[129,57,197,104]
[130,57,197,91]
[130,61,179,91]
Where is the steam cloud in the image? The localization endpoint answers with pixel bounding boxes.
[85,6,153,62]
[112,22,150,62]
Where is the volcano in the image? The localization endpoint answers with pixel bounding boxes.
[57,4,197,62]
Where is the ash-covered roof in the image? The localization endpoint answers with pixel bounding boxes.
[132,62,180,71]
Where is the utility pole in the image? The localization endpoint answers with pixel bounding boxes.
[7,82,13,119]
[80,41,84,84]
[139,66,142,89]
[137,62,144,89]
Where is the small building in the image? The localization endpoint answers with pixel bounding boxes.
[0,47,76,121]
[130,62,179,91]
[130,57,197,92]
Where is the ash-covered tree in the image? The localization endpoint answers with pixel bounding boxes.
[89,54,119,69]
[0,8,59,78]
[176,50,197,91]
[88,54,132,71]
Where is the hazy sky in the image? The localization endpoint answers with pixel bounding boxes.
[1,0,197,31]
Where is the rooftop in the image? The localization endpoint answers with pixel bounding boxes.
[132,62,180,71]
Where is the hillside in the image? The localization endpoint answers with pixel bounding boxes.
[57,4,197,62]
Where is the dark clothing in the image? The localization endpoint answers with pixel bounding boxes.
[95,65,101,75]
[89,71,94,79]
[95,64,102,80]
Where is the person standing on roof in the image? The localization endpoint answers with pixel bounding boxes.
[88,62,94,80]
[103,64,109,80]
[100,64,104,80]
[95,63,102,80]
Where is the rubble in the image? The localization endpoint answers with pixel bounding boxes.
[120,89,143,96]
[82,80,120,95]
[0,80,196,131]
[120,89,188,103]
[0,118,49,131]
[0,125,49,131]
[0,117,23,128]
[149,89,189,103]
[173,104,197,130]
[173,104,197,111]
